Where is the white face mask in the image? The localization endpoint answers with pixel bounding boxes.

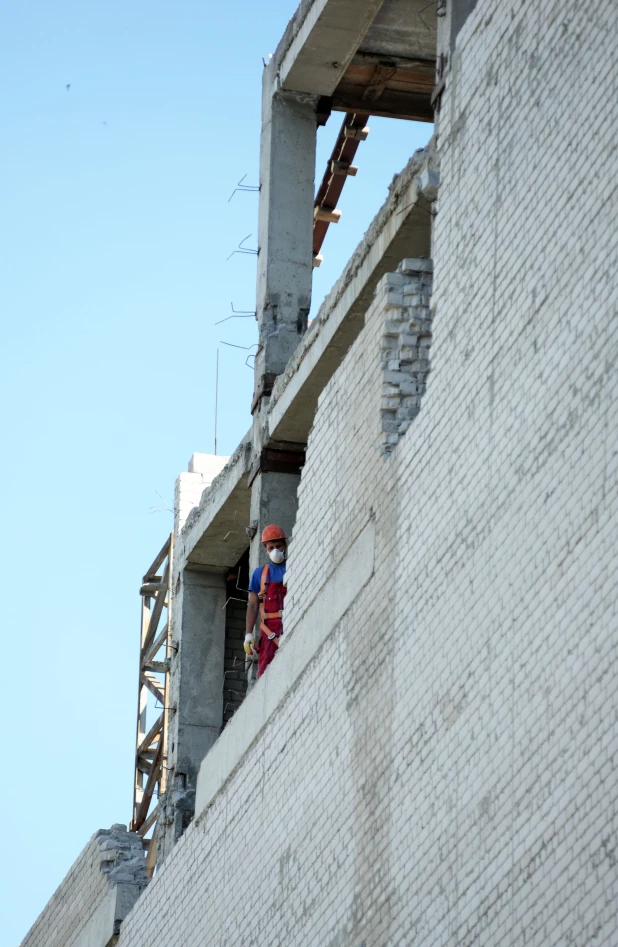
[268,547,285,564]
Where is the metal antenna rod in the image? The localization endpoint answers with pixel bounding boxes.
[215,348,219,455]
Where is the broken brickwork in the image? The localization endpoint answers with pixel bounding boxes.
[21,826,146,947]
[20,0,618,945]
[380,259,433,452]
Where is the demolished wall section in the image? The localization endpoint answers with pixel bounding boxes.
[25,0,618,943]
[113,253,410,947]
[116,0,618,942]
[21,826,147,947]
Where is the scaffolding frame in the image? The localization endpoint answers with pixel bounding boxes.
[130,533,173,875]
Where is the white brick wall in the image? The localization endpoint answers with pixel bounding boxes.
[21,827,147,947]
[49,0,618,944]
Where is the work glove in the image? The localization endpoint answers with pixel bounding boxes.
[244,634,256,656]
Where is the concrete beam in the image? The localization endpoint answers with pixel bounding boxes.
[174,453,229,534]
[359,0,437,62]
[174,436,252,572]
[267,147,435,445]
[278,0,387,97]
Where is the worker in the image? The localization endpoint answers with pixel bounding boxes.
[244,524,287,678]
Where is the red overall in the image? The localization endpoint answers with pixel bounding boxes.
[257,564,286,678]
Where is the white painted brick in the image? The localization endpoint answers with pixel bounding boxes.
[31,1,618,945]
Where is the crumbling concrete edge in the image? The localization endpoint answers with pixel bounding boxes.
[78,826,148,947]
[19,825,147,947]
[194,518,375,820]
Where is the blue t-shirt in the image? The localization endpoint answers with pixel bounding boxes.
[249,562,286,594]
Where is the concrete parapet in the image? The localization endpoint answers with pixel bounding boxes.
[174,434,253,572]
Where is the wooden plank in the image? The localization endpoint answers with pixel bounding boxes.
[133,738,163,830]
[141,561,170,656]
[160,533,173,798]
[140,581,166,596]
[142,659,170,674]
[140,671,166,706]
[136,757,152,776]
[138,805,159,838]
[142,625,169,668]
[133,532,173,832]
[342,54,435,90]
[146,827,158,878]
[136,713,164,757]
[143,535,171,581]
[313,111,369,258]
[315,207,342,224]
[332,87,433,122]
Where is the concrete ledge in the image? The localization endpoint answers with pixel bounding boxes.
[175,435,253,571]
[267,145,435,445]
[174,454,229,534]
[194,518,375,817]
[279,0,386,97]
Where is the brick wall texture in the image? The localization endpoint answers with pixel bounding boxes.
[20,836,110,947]
[21,827,146,947]
[107,0,618,943]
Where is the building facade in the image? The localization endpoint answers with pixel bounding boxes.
[21,0,618,944]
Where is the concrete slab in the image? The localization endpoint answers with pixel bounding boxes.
[175,454,229,534]
[267,144,434,445]
[277,0,387,97]
[360,0,437,62]
[175,435,253,572]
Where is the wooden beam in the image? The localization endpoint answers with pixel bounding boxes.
[136,712,164,757]
[332,54,435,122]
[141,561,170,655]
[313,112,369,258]
[332,88,433,122]
[314,207,342,224]
[142,625,170,668]
[146,827,158,878]
[143,535,171,581]
[138,806,159,839]
[140,581,166,596]
[136,756,153,776]
[142,659,170,675]
[133,738,163,831]
[140,671,166,707]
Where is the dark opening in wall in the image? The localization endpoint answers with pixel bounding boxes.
[222,549,250,727]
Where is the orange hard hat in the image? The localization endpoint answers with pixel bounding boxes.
[261,524,287,544]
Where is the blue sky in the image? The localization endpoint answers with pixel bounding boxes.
[0,2,431,942]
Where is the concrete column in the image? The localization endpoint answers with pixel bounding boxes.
[249,471,301,573]
[437,0,478,54]
[253,66,318,408]
[160,567,227,858]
